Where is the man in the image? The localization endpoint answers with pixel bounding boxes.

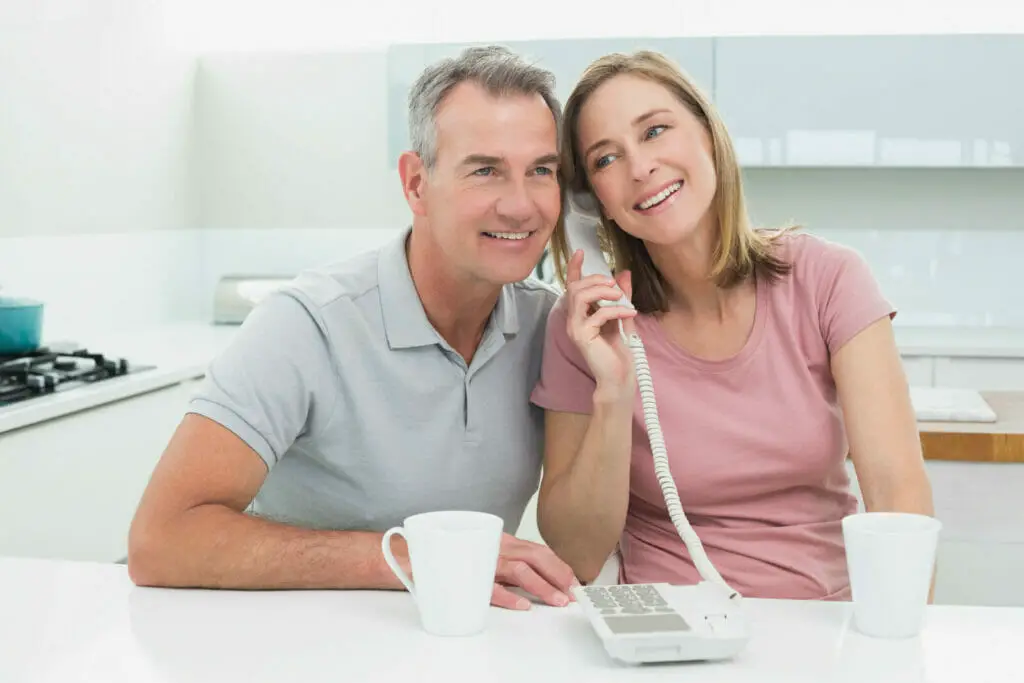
[127,45,576,610]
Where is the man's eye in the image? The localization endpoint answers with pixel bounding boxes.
[473,167,495,176]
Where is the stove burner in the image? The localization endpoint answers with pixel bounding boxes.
[0,346,145,408]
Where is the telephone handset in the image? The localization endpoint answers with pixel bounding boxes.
[564,209,740,602]
[566,213,633,309]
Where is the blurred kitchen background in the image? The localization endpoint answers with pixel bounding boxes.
[2,1,1023,606]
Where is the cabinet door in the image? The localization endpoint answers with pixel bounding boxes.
[933,357,1024,391]
[387,37,714,165]
[901,355,934,387]
[935,540,1024,607]
[713,35,1024,168]
[0,380,201,563]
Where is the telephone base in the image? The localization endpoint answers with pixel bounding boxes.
[571,581,749,665]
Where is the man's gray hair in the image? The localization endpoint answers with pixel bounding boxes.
[407,45,561,169]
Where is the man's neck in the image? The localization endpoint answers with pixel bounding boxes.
[405,227,501,364]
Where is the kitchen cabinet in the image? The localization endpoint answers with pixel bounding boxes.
[926,460,1024,606]
[847,459,1024,607]
[934,357,1024,391]
[935,540,1024,607]
[713,35,1024,168]
[901,355,934,386]
[386,37,714,165]
[0,379,201,564]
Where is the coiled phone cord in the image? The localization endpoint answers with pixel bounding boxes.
[619,319,742,601]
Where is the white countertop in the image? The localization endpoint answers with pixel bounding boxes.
[0,322,241,434]
[2,320,1023,435]
[1,556,1021,683]
[894,325,1024,358]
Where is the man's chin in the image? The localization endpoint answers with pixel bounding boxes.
[478,265,541,287]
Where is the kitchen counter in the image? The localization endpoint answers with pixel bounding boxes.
[3,555,1023,683]
[919,391,1024,463]
[2,320,1023,436]
[0,322,240,434]
[894,325,1024,358]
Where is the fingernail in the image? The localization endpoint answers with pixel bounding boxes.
[517,598,530,610]
[555,593,569,606]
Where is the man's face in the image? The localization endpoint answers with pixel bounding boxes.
[405,82,561,288]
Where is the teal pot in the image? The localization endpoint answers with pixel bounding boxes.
[0,293,44,356]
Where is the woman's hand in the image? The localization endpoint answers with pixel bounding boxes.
[564,249,638,400]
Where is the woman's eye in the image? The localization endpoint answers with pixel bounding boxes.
[645,125,667,140]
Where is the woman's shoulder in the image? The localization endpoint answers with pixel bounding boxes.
[766,229,874,291]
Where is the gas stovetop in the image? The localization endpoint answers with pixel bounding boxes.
[0,344,154,408]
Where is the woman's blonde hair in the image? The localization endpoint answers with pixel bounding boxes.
[552,50,795,314]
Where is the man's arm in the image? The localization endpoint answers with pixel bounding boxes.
[127,413,408,590]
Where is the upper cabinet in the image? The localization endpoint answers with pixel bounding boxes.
[386,38,714,166]
[713,35,1024,168]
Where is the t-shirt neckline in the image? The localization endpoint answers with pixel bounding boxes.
[634,272,769,374]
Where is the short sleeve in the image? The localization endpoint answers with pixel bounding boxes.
[529,295,598,414]
[813,238,897,356]
[187,291,337,469]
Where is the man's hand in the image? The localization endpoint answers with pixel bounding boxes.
[490,534,579,610]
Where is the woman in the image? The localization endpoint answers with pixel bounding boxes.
[529,50,935,600]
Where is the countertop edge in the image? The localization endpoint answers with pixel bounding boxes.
[900,346,1024,359]
[0,363,206,435]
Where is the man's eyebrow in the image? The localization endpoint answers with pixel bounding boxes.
[460,154,504,167]
[459,153,560,167]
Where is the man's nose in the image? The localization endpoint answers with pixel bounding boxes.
[495,180,535,223]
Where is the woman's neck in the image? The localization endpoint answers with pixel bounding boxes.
[646,217,742,321]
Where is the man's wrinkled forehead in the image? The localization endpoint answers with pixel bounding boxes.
[433,84,558,167]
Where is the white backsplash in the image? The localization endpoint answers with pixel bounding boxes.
[808,227,1024,328]
[0,231,204,341]
[3,224,1023,340]
[196,225,1024,328]
[1,21,1022,337]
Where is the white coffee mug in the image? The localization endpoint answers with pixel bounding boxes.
[842,512,942,639]
[381,510,504,637]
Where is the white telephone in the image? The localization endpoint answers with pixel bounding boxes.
[563,203,750,665]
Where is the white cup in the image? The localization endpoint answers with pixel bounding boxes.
[381,510,503,637]
[842,512,942,639]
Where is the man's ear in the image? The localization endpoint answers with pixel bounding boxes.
[398,151,428,217]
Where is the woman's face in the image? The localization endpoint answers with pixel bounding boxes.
[575,74,718,247]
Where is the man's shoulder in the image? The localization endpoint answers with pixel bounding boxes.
[281,244,385,314]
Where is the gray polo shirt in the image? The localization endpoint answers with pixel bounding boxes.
[188,228,558,535]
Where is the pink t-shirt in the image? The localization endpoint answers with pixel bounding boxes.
[530,232,895,600]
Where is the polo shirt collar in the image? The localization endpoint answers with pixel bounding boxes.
[377,227,519,350]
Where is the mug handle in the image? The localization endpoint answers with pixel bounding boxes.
[381,527,415,598]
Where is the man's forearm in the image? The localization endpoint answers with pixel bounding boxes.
[128,503,408,590]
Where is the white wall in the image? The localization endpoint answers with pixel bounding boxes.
[192,49,1024,328]
[194,51,406,232]
[3,1,1024,335]
[744,169,1024,327]
[0,0,201,333]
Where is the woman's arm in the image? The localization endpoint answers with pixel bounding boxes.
[831,316,937,598]
[537,396,634,584]
[832,317,934,515]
